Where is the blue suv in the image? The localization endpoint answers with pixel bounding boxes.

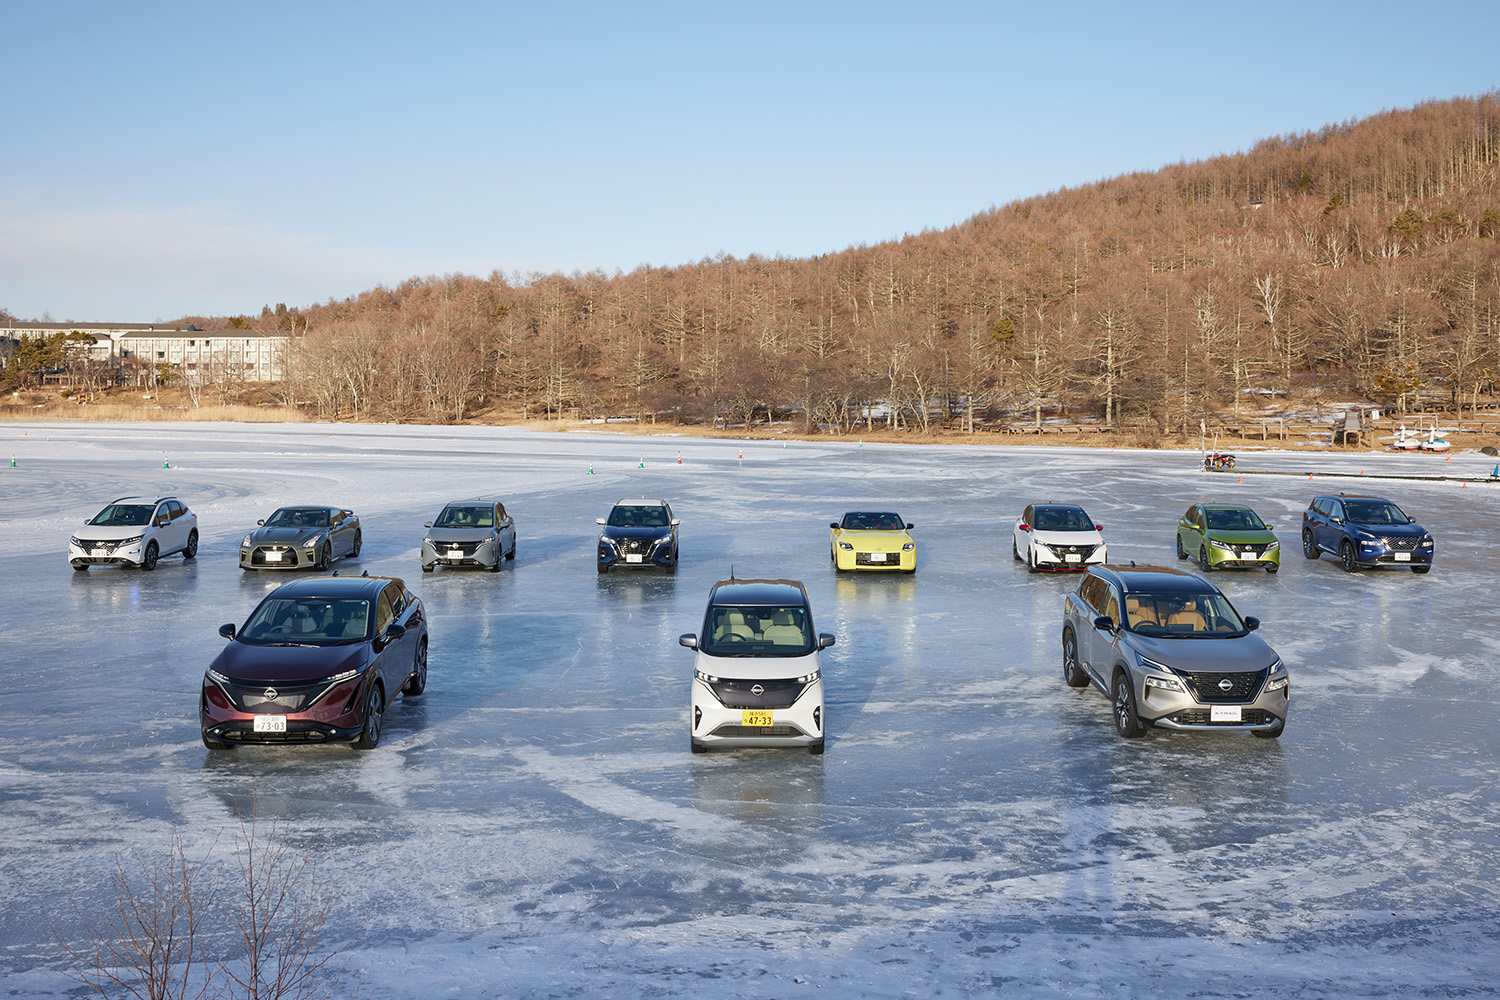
[1301,493,1433,573]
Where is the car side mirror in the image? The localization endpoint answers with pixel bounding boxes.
[905,523,914,530]
[385,623,407,641]
[679,634,698,649]
[670,519,680,526]
[1095,524,1104,531]
[156,515,169,526]
[596,518,607,525]
[1093,615,1114,632]
[818,632,836,648]
[219,623,236,639]
[829,523,839,530]
[257,519,266,526]
[1333,517,1344,525]
[1018,523,1030,532]
[1244,616,1260,631]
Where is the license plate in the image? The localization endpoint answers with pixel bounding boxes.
[625,554,643,563]
[1210,705,1242,723]
[92,549,107,558]
[742,710,773,727]
[447,550,464,559]
[253,715,287,733]
[868,552,886,562]
[264,550,282,562]
[1394,552,1411,562]
[1065,553,1081,563]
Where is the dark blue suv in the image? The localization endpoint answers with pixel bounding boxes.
[1301,493,1433,573]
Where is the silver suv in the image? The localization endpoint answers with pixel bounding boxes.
[69,496,199,571]
[1061,565,1288,738]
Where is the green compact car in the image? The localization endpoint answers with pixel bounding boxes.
[1176,503,1280,573]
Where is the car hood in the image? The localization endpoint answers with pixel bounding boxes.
[837,529,911,550]
[1349,521,1427,538]
[211,640,368,684]
[1206,529,1277,545]
[1126,631,1277,673]
[694,649,821,680]
[1032,528,1103,546]
[248,526,327,546]
[425,527,495,543]
[602,525,671,541]
[74,524,150,541]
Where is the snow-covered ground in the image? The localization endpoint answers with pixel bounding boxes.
[2,422,1497,998]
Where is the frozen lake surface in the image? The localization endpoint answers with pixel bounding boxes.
[2,422,1498,997]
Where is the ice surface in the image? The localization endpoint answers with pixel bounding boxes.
[2,422,1498,997]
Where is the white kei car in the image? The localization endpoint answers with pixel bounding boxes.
[1013,502,1107,573]
[69,495,199,571]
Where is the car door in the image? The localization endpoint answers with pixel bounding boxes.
[495,503,516,556]
[150,501,182,554]
[1075,575,1110,679]
[1317,499,1344,553]
[1091,584,1125,677]
[371,585,403,706]
[1178,505,1199,553]
[329,509,353,556]
[662,501,678,555]
[1017,505,1034,559]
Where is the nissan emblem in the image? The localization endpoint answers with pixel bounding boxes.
[1217,678,1233,692]
[264,688,279,701]
[751,684,765,696]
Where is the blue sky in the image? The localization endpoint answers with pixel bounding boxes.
[3,1,1497,322]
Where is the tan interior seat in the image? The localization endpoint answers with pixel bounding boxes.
[1126,597,1159,629]
[760,611,803,646]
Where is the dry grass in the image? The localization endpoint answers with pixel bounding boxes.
[0,400,304,423]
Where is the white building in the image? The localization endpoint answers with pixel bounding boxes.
[0,322,289,383]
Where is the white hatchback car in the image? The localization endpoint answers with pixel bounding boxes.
[1013,502,1106,573]
[69,495,199,571]
[680,578,834,755]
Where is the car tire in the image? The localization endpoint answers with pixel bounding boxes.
[1252,720,1285,739]
[1026,548,1037,573]
[1112,670,1146,738]
[505,539,516,560]
[73,563,88,572]
[489,552,502,572]
[201,732,234,751]
[1412,565,1431,574]
[1302,530,1318,559]
[666,562,677,575]
[350,530,362,558]
[597,563,609,575]
[355,683,384,750]
[403,639,428,696]
[421,563,433,573]
[1013,538,1022,561]
[1062,628,1088,688]
[1265,563,1279,574]
[184,529,198,560]
[1198,545,1211,572]
[141,541,158,571]
[318,542,332,571]
[690,740,707,754]
[1340,541,1358,572]
[808,740,825,756]
[1175,535,1187,560]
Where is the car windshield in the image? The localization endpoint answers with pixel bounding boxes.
[434,505,494,528]
[1033,507,1092,531]
[701,605,814,657]
[1123,591,1247,636]
[239,598,371,644]
[92,503,154,527]
[266,507,331,528]
[1204,508,1265,531]
[1343,501,1410,525]
[608,505,669,528]
[840,512,904,531]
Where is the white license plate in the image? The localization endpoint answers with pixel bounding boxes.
[264,550,282,562]
[447,550,464,559]
[868,552,887,562]
[1210,705,1242,723]
[1065,553,1081,563]
[253,715,287,733]
[625,554,643,563]
[1394,552,1411,562]
[92,549,108,558]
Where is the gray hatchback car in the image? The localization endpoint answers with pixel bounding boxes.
[1061,565,1288,738]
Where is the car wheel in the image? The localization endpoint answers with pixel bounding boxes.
[201,732,234,751]
[1412,565,1431,574]
[597,562,609,574]
[355,683,384,750]
[403,639,428,696]
[1175,535,1187,560]
[1198,545,1211,572]
[1302,530,1318,559]
[141,541,158,571]
[1265,563,1279,574]
[72,563,88,572]
[318,542,332,571]
[1026,547,1037,573]
[690,740,707,754]
[1062,628,1088,688]
[1252,720,1285,739]
[505,539,516,560]
[421,563,433,573]
[1112,671,1146,738]
[350,530,362,557]
[183,529,198,560]
[808,740,825,756]
[1012,538,1022,561]
[489,551,502,572]
[665,562,677,575]
[1340,541,1358,572]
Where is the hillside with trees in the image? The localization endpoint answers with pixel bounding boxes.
[163,94,1500,434]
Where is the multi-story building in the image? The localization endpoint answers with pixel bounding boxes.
[0,321,289,384]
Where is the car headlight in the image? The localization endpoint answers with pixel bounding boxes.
[1143,675,1186,693]
[118,534,143,545]
[69,536,85,548]
[1265,675,1289,693]
[321,668,361,685]
[794,669,821,683]
[1421,535,1433,545]
[303,535,322,548]
[902,542,915,551]
[694,669,719,683]
[207,669,231,685]
[838,541,853,551]
[242,534,254,547]
[1266,540,1280,550]
[1209,539,1232,550]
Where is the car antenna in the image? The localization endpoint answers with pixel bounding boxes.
[332,570,339,577]
[1130,560,1136,568]
[362,570,369,577]
[730,564,735,581]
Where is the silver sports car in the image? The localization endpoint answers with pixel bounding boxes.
[240,506,362,571]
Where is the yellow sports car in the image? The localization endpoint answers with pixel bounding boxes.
[830,511,916,573]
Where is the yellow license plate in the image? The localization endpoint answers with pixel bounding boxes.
[741,710,773,727]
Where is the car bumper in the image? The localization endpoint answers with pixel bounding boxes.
[1031,546,1106,571]
[598,547,675,570]
[423,541,499,569]
[1354,549,1433,568]
[691,678,824,748]
[240,546,317,570]
[834,548,915,571]
[1135,682,1288,733]
[1207,548,1281,569]
[69,544,145,567]
[201,686,367,745]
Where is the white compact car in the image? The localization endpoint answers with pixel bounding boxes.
[69,496,199,571]
[1013,502,1106,573]
[680,578,834,755]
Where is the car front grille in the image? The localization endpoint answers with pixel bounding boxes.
[616,538,655,556]
[1383,536,1421,551]
[707,724,807,738]
[1177,667,1268,703]
[1165,709,1279,727]
[854,552,900,566]
[435,540,484,556]
[1224,543,1270,556]
[708,679,811,710]
[1048,544,1097,558]
[221,681,328,713]
[219,728,336,744]
[250,546,300,567]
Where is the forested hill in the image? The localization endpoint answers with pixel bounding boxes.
[220,92,1500,432]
